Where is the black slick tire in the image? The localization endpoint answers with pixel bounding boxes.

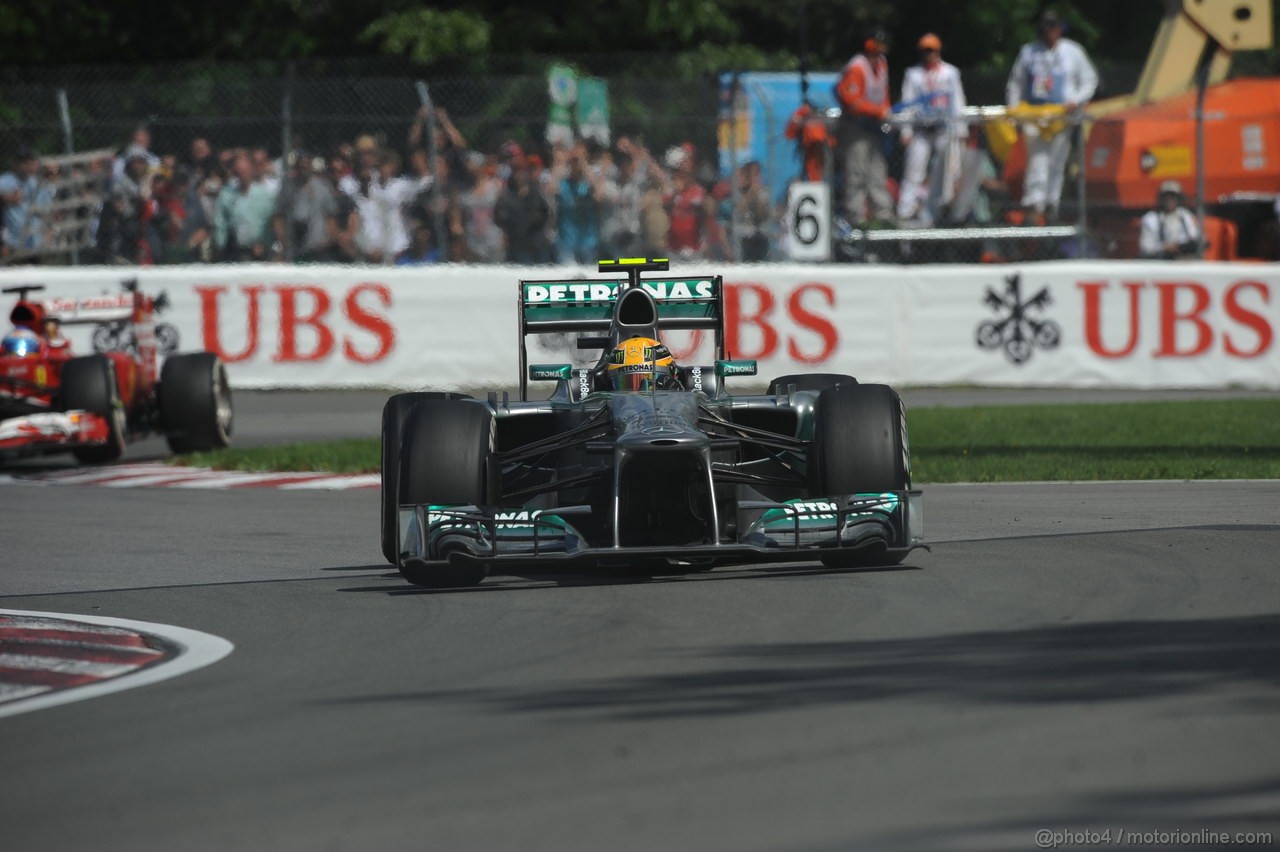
[61,355,126,464]
[380,391,471,564]
[811,383,911,568]
[396,398,493,587]
[160,353,233,454]
[811,383,909,494]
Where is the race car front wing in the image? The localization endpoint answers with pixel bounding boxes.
[0,410,111,454]
[397,490,925,574]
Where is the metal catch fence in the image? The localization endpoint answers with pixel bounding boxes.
[0,56,1268,266]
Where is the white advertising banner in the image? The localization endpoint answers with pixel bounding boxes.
[3,261,1278,390]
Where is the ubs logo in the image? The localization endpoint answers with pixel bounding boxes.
[976,273,1061,365]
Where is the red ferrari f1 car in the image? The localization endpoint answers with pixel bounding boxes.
[0,280,232,463]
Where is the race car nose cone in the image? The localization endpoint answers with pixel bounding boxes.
[618,424,709,452]
[612,392,708,451]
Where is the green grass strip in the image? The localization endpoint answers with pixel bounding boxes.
[175,399,1280,483]
[176,438,380,475]
[908,399,1280,482]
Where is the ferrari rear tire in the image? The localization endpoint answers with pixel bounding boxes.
[397,399,494,587]
[380,391,472,565]
[62,355,126,464]
[160,353,233,454]
[767,373,857,395]
[811,384,910,568]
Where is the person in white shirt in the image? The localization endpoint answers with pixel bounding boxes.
[347,153,419,264]
[1006,8,1098,221]
[896,33,967,226]
[1139,181,1201,259]
[112,126,160,180]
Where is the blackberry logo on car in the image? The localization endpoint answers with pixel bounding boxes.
[975,273,1061,365]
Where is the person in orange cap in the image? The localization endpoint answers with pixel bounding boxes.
[896,32,968,226]
[834,27,894,226]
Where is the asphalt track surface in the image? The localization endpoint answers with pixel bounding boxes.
[1,390,1278,851]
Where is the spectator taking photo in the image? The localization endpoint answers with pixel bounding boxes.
[1138,180,1201,260]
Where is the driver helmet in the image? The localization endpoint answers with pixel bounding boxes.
[1,327,41,357]
[606,336,680,392]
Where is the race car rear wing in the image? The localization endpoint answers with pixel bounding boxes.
[6,282,142,328]
[40,293,137,325]
[517,259,726,400]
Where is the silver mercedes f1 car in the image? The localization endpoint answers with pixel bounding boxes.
[381,259,923,587]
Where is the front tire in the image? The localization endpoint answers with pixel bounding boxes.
[811,383,909,495]
[380,391,472,564]
[61,355,126,464]
[160,353,233,453]
[811,384,911,568]
[396,399,494,587]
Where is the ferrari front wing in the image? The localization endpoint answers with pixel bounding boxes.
[0,410,111,454]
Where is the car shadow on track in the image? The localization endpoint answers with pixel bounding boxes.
[324,612,1280,722]
[331,561,923,596]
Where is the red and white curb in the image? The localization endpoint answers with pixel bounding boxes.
[0,609,233,719]
[4,462,378,491]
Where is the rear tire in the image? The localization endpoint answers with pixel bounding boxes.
[811,384,911,568]
[61,355,126,464]
[397,399,494,587]
[767,373,857,395]
[160,353,233,453]
[380,391,472,564]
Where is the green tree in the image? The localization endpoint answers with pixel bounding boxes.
[0,0,1260,75]
[361,8,491,62]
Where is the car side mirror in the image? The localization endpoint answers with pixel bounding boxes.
[529,363,573,381]
[715,359,757,378]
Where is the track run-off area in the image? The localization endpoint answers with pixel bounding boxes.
[1,389,1277,851]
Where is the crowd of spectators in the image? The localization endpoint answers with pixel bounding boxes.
[0,148,54,257]
[1,110,781,267]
